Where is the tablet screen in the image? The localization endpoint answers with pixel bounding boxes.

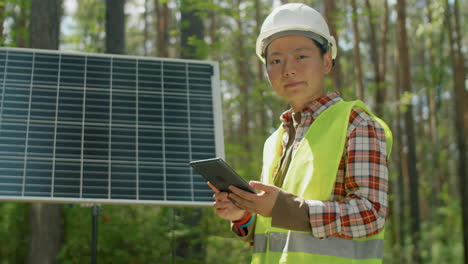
[190,158,255,193]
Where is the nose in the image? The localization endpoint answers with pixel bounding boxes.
[282,58,296,77]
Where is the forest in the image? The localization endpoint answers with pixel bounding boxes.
[0,0,466,263]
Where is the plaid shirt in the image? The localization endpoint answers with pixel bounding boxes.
[232,92,389,240]
[280,92,389,239]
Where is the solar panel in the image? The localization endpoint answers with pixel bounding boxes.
[0,47,224,206]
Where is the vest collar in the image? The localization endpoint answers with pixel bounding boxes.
[280,91,342,127]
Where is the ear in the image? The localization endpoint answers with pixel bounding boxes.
[322,52,333,74]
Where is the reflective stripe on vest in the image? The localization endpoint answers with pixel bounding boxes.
[254,233,383,260]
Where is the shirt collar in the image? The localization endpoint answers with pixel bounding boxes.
[280,91,342,126]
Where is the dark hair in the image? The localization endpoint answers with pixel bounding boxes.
[312,39,335,66]
[311,39,328,56]
[264,37,333,65]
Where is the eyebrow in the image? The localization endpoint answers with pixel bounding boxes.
[268,47,314,57]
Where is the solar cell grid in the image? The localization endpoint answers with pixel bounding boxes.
[0,48,223,205]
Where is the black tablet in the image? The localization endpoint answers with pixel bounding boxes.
[190,158,255,193]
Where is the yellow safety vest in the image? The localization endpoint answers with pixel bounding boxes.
[252,100,393,264]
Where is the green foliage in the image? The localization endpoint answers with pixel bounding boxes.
[205,236,251,264]
[186,35,211,59]
[0,203,29,263]
[399,91,414,113]
[2,0,30,47]
[59,205,172,263]
[62,0,105,52]
[419,185,463,263]
[56,205,251,263]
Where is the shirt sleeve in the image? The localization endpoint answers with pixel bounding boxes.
[231,217,255,245]
[307,113,389,239]
[271,190,311,232]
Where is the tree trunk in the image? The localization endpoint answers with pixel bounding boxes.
[446,1,468,263]
[423,2,440,259]
[27,1,62,263]
[365,0,383,115]
[254,0,268,137]
[143,0,149,56]
[155,0,169,57]
[393,58,407,262]
[174,1,206,261]
[396,1,421,263]
[324,0,342,91]
[379,0,389,111]
[424,0,439,168]
[255,0,264,84]
[173,208,204,261]
[105,0,125,54]
[235,0,250,153]
[14,1,29,47]
[350,0,364,99]
[27,203,63,264]
[208,0,217,59]
[29,0,59,49]
[452,0,468,134]
[180,0,204,59]
[0,1,5,45]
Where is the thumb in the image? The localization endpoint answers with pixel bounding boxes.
[249,181,275,192]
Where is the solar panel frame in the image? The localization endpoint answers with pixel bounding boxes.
[0,47,224,206]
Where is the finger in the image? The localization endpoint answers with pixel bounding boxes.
[229,185,256,201]
[249,181,275,192]
[213,199,237,209]
[212,193,221,202]
[228,197,244,210]
[207,182,220,193]
[213,191,229,202]
[229,192,256,212]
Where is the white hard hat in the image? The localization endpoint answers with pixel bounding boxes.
[256,3,337,63]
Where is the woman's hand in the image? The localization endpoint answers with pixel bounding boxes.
[228,181,280,217]
[208,182,247,221]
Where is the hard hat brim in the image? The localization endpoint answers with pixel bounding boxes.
[256,27,337,63]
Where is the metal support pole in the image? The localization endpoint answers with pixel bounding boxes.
[91,205,100,264]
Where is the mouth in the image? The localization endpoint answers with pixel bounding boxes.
[284,81,304,88]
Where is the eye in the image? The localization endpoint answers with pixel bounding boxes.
[269,59,281,65]
[297,55,308,59]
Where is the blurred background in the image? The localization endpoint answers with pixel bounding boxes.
[0,0,466,263]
